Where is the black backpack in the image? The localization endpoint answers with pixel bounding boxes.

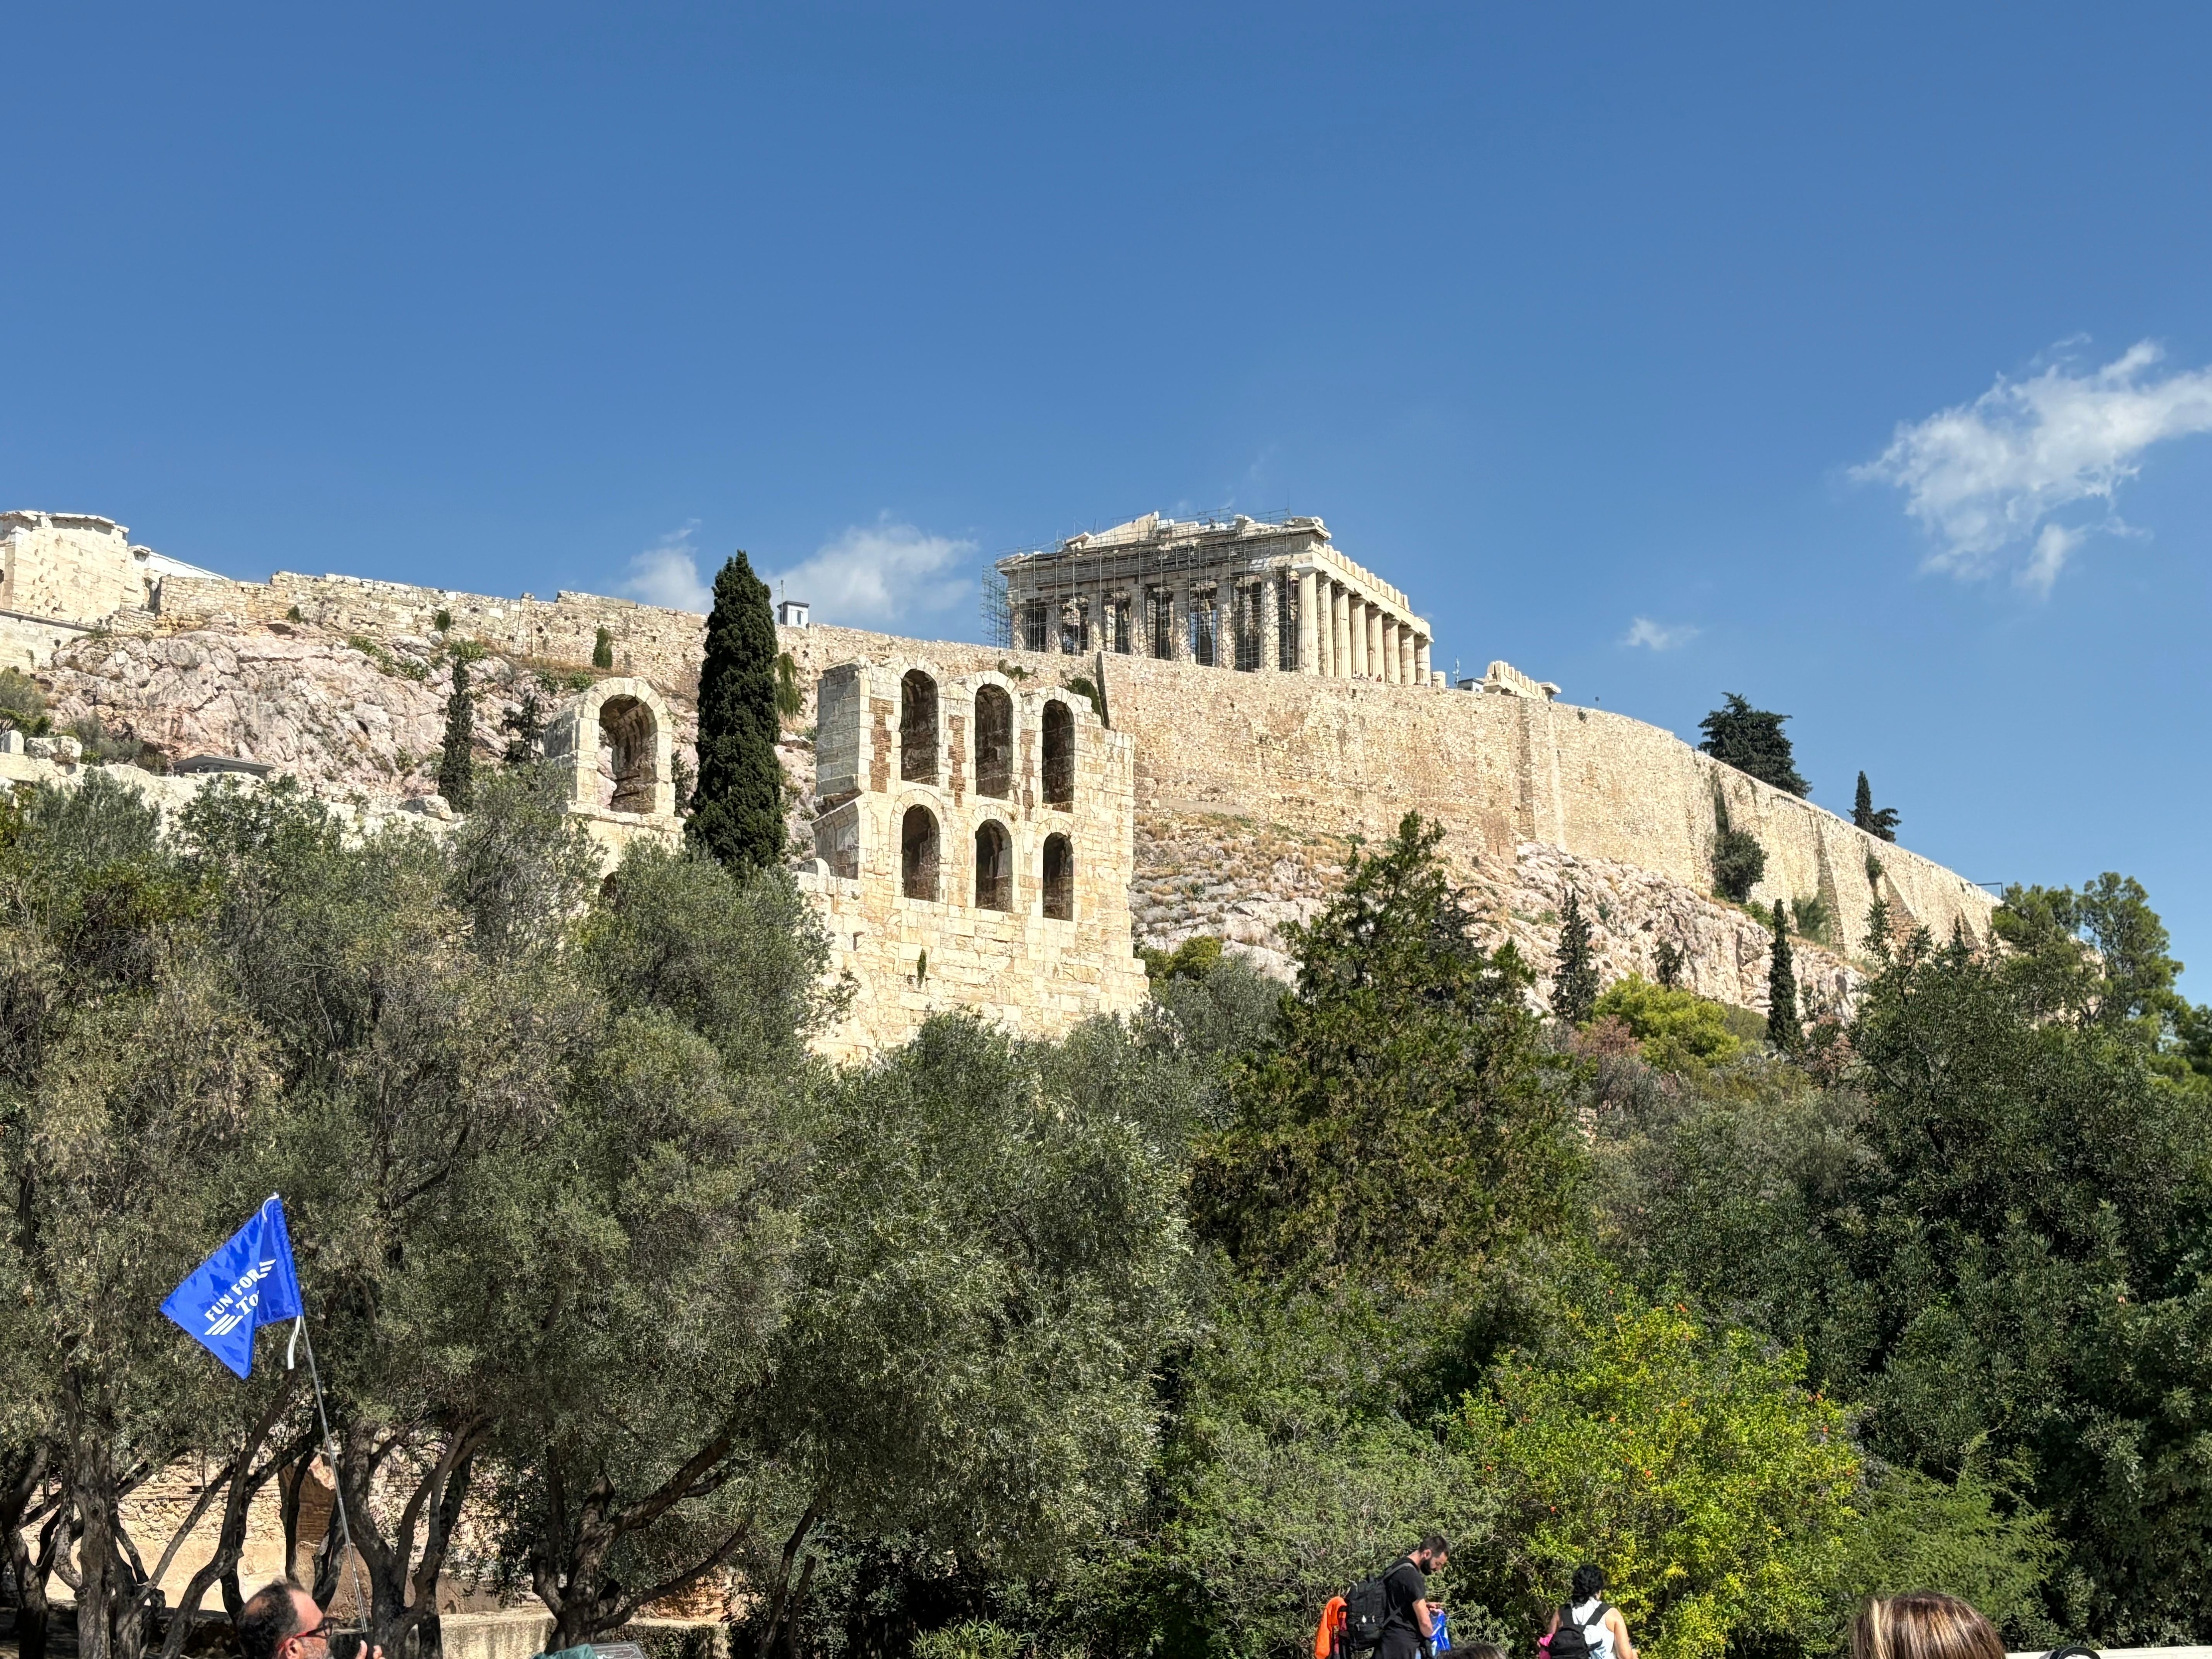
[1341,1566,1398,1652]
[1549,1605,1611,1659]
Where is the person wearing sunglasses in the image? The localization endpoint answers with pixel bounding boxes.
[238,1582,384,1659]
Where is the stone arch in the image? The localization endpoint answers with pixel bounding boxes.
[542,676,676,818]
[1041,699,1074,809]
[597,693,659,813]
[1042,833,1074,920]
[901,670,938,783]
[901,804,940,901]
[973,818,1012,911]
[973,684,1014,799]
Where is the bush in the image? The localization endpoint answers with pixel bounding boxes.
[1451,1298,1857,1659]
[1710,791,1766,903]
[1590,976,1742,1071]
[0,669,51,735]
[1793,893,1834,946]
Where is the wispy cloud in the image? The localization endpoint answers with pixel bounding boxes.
[1854,341,2212,593]
[1622,617,1698,651]
[621,521,711,612]
[767,518,977,630]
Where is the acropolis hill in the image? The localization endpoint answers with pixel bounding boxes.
[0,509,1997,1053]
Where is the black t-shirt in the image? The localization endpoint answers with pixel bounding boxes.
[1381,1558,1427,1642]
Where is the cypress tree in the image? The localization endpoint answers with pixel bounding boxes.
[1654,938,1685,990]
[1698,693,1809,797]
[1767,899,1801,1051]
[438,654,475,810]
[1852,770,1901,841]
[1551,885,1601,1025]
[593,626,615,671]
[1864,895,1894,960]
[688,551,785,871]
[500,691,544,765]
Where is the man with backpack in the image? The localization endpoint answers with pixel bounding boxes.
[1380,1534,1448,1659]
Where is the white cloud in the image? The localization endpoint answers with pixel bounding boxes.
[1622,616,1698,651]
[1854,340,2212,593]
[768,518,977,630]
[622,521,711,612]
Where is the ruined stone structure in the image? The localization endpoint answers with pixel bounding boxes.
[995,512,1440,685]
[0,511,221,670]
[4,507,2005,1053]
[797,660,1149,1061]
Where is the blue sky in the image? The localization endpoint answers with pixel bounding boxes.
[8,4,2212,986]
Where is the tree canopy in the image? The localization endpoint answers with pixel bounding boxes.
[1699,694,1809,797]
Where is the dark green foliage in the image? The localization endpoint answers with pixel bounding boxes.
[687,553,785,872]
[1865,895,1894,958]
[1141,933,1224,982]
[438,652,475,809]
[775,651,803,719]
[500,690,544,764]
[1551,886,1600,1025]
[1654,937,1685,989]
[1699,693,1809,797]
[66,715,166,771]
[0,668,52,734]
[1792,892,1832,945]
[433,607,452,631]
[1065,673,1106,724]
[1766,901,1799,1050]
[1991,873,2185,1039]
[1853,771,1900,841]
[1190,813,1579,1297]
[592,626,614,670]
[1710,788,1767,902]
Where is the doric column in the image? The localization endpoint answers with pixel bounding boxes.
[1366,607,1383,681]
[1260,578,1280,671]
[1169,587,1190,661]
[1382,618,1401,684]
[1415,635,1431,685]
[1297,569,1318,674]
[1330,584,1350,677]
[1349,597,1367,677]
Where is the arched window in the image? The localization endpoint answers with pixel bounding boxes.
[597,695,659,813]
[973,684,1013,799]
[1042,833,1073,921]
[900,670,938,783]
[1042,699,1074,809]
[901,805,940,901]
[974,820,1012,911]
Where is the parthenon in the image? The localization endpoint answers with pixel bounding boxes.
[994,512,1439,684]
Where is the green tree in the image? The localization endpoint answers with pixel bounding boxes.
[689,553,786,872]
[1852,772,1899,842]
[438,652,475,809]
[1698,694,1809,797]
[776,650,804,719]
[1991,874,2185,1040]
[1450,1298,1858,1659]
[592,626,615,670]
[1654,938,1685,990]
[1709,790,1766,904]
[1551,887,1601,1025]
[1190,813,1578,1297]
[501,689,545,764]
[1767,900,1800,1051]
[1591,976,1741,1071]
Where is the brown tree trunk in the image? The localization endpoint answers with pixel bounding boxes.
[0,1446,58,1659]
[68,1394,119,1659]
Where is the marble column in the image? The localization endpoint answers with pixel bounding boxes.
[1331,584,1351,678]
[1366,607,1384,681]
[1382,617,1401,684]
[1297,569,1318,673]
[1415,636,1431,684]
[1349,597,1368,677]
[1398,628,1414,686]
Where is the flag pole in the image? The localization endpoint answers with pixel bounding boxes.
[291,1316,372,1643]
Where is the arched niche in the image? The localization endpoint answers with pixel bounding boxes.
[974,819,1012,911]
[901,670,939,783]
[973,684,1013,799]
[901,804,940,901]
[1042,833,1073,921]
[1041,699,1074,809]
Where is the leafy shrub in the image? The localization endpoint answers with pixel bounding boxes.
[433,607,452,632]
[1793,893,1834,945]
[1710,790,1766,903]
[776,651,803,718]
[1451,1299,1857,1659]
[0,669,52,735]
[65,716,168,772]
[592,626,614,670]
[1141,933,1224,983]
[1591,975,1742,1071]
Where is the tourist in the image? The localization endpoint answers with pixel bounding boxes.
[237,1583,382,1659]
[1543,1566,1637,1659]
[1381,1534,1450,1659]
[1851,1594,2004,1659]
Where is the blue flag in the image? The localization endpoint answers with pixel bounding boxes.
[161,1194,304,1379]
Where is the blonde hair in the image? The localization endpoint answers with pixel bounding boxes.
[1852,1594,2004,1659]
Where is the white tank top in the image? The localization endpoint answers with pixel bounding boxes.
[1567,1600,1615,1659]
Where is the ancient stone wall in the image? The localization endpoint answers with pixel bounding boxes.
[798,658,1149,1063]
